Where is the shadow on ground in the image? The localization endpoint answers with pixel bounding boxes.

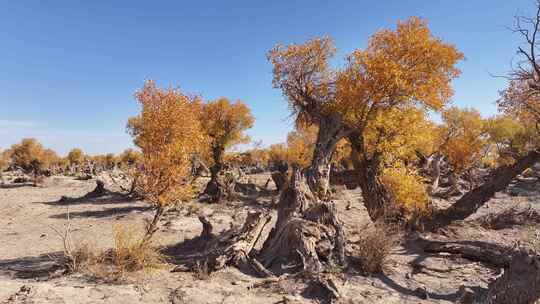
[0,252,67,279]
[50,205,152,219]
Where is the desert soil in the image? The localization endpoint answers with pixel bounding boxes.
[0,173,538,304]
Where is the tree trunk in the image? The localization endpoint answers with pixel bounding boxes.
[348,132,394,222]
[256,116,349,273]
[305,115,350,198]
[258,168,346,273]
[430,154,443,192]
[141,206,165,245]
[203,146,228,203]
[271,171,287,192]
[428,149,540,230]
[198,116,349,275]
[83,179,106,198]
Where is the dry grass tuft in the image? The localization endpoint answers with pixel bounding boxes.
[354,224,397,274]
[520,225,540,252]
[58,223,166,282]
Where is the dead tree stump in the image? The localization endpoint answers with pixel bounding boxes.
[84,179,106,198]
[199,211,272,276]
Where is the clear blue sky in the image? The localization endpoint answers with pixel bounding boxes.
[0,0,534,155]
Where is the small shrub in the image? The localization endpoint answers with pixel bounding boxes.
[107,224,165,278]
[354,224,397,274]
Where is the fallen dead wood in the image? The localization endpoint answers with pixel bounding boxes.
[415,236,513,267]
[197,211,273,277]
[416,236,540,304]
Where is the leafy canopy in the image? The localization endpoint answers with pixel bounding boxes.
[439,107,488,173]
[200,97,254,153]
[127,80,204,208]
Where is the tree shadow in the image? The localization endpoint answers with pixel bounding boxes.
[36,192,134,207]
[375,272,486,302]
[161,234,207,266]
[0,183,35,189]
[0,252,67,279]
[50,206,152,219]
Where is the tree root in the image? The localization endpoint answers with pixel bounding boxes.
[259,169,346,274]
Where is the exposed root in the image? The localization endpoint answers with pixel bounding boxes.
[259,169,346,274]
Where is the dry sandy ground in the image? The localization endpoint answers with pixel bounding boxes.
[0,173,538,304]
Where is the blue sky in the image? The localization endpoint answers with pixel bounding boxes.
[0,0,535,155]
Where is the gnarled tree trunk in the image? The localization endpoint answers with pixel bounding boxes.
[305,115,349,197]
[348,132,394,222]
[258,116,349,273]
[258,168,346,273]
[430,154,443,192]
[271,160,288,192]
[203,146,231,203]
[199,212,273,276]
[428,149,540,230]
[200,116,349,275]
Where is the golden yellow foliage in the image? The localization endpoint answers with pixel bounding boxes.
[118,148,142,168]
[439,107,487,174]
[268,17,463,175]
[127,80,204,209]
[485,114,539,165]
[337,17,463,128]
[363,106,438,165]
[0,149,10,171]
[285,124,318,167]
[268,143,288,164]
[201,97,254,152]
[8,138,59,172]
[381,163,429,214]
[67,148,85,166]
[267,36,336,126]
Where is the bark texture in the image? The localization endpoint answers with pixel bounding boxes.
[199,211,273,276]
[305,115,349,197]
[348,132,394,222]
[259,168,346,273]
[203,146,234,203]
[271,171,287,192]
